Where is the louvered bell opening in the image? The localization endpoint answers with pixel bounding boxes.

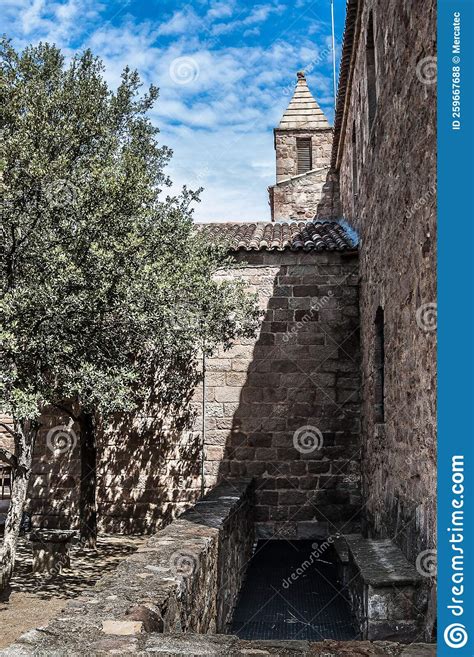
[297,138,312,174]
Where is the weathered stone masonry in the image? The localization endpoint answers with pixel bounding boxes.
[27,222,362,543]
[28,407,203,534]
[194,236,361,540]
[335,0,436,577]
[269,72,335,221]
[19,4,437,644]
[3,479,436,656]
[329,0,437,637]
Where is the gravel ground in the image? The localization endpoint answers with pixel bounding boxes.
[0,534,145,649]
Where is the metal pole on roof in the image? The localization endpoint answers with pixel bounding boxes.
[330,0,337,110]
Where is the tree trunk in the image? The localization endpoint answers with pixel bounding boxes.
[0,420,36,590]
[78,411,97,549]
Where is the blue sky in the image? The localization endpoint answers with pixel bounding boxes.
[2,0,347,222]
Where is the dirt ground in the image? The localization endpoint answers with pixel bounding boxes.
[0,534,145,649]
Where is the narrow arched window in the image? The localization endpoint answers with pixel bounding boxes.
[366,12,377,131]
[374,307,385,423]
[352,122,358,202]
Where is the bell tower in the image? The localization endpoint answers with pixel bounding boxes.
[269,72,333,221]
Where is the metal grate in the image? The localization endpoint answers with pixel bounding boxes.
[230,540,359,641]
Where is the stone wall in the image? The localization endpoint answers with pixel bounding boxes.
[27,413,82,527]
[198,250,361,540]
[28,407,203,534]
[2,632,436,656]
[5,480,255,654]
[275,129,333,182]
[334,0,437,635]
[4,480,437,657]
[271,167,332,221]
[27,249,361,540]
[270,128,333,221]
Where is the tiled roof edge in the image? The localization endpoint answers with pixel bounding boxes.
[197,219,359,253]
[331,0,360,170]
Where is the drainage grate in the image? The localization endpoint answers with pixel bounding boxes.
[230,540,358,641]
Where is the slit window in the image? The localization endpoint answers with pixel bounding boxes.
[366,12,377,131]
[374,307,385,423]
[352,122,358,201]
[297,138,312,174]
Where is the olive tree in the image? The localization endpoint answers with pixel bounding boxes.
[0,39,258,584]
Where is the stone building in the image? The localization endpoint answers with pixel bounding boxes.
[269,72,334,221]
[2,0,436,644]
[199,222,361,541]
[27,221,362,539]
[332,0,437,635]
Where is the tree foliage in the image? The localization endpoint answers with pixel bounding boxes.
[0,38,259,423]
[0,39,259,570]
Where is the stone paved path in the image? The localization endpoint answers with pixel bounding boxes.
[0,534,145,649]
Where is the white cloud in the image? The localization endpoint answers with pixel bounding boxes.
[21,0,44,34]
[4,0,338,222]
[157,8,201,36]
[243,27,260,38]
[206,1,235,21]
[6,0,101,49]
[54,0,79,22]
[243,3,285,26]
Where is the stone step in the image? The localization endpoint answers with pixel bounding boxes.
[338,535,427,643]
[345,536,423,587]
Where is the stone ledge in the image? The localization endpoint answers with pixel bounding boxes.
[343,536,426,643]
[0,632,436,656]
[345,536,423,587]
[1,479,254,654]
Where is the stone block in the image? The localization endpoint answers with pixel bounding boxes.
[205,403,224,418]
[366,620,423,643]
[206,359,231,371]
[125,604,163,632]
[215,387,242,403]
[367,585,419,621]
[102,620,144,636]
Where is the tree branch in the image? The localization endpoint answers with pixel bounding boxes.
[0,422,19,440]
[0,447,17,469]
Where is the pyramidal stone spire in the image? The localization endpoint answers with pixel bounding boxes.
[278,71,330,130]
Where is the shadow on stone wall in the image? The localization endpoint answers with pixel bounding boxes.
[27,251,361,540]
[96,408,202,534]
[314,169,342,220]
[214,255,361,541]
[28,398,203,535]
